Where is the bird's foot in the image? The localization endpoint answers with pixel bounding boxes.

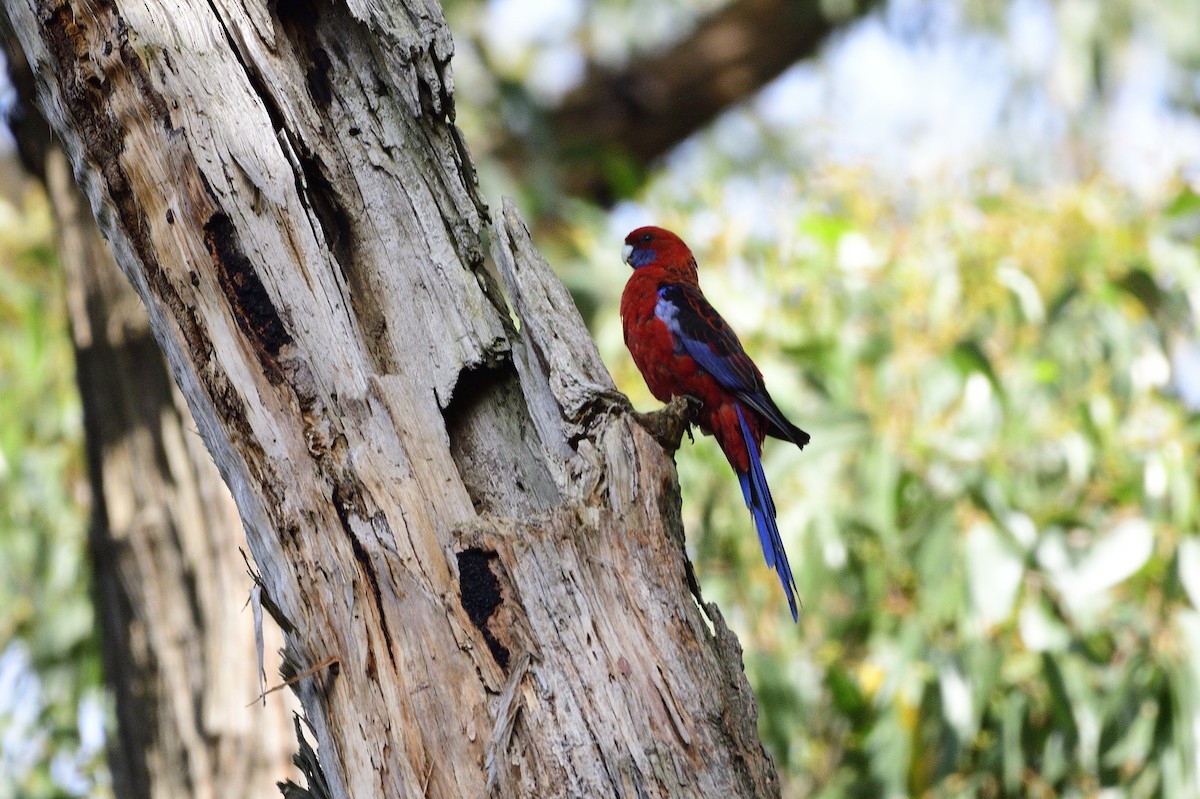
[633,395,700,453]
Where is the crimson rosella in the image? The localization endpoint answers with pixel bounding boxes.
[620,226,810,621]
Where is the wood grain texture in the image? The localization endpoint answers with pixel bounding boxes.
[1,0,781,795]
[48,143,299,799]
[2,25,299,792]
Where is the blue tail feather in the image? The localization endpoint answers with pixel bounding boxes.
[735,405,799,622]
[738,472,772,566]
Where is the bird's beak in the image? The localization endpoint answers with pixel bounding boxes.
[621,243,633,266]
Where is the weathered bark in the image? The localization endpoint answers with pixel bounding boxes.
[1,1,779,796]
[1,27,297,798]
[522,0,881,201]
[52,146,298,799]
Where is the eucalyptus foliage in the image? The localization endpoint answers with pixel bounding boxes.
[566,167,1200,797]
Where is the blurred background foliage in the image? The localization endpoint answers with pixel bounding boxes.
[572,169,1200,797]
[0,188,106,796]
[3,0,1200,796]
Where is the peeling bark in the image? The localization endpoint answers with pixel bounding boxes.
[1,26,297,798]
[1,1,780,796]
[49,145,299,799]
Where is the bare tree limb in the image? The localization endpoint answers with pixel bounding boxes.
[504,0,881,201]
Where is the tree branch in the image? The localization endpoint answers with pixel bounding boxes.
[506,0,881,202]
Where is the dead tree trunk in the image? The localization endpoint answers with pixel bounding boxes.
[2,1,779,796]
[52,145,299,799]
[1,29,297,798]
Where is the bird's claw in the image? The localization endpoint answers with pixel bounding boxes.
[634,394,700,453]
[681,400,698,444]
[593,389,698,453]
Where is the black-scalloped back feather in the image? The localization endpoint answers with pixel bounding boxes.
[656,284,810,449]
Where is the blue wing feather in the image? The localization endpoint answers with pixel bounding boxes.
[656,285,810,449]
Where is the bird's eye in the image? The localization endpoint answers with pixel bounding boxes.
[639,233,653,243]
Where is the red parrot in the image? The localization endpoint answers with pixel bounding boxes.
[620,226,809,621]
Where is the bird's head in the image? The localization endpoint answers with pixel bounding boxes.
[622,227,698,279]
